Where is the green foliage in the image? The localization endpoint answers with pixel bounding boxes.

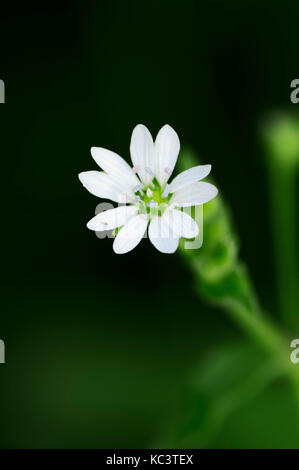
[179,149,260,318]
[154,341,284,448]
[156,148,299,448]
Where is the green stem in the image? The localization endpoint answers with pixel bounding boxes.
[180,251,299,416]
[220,298,286,358]
[267,162,299,329]
[177,149,299,418]
[221,295,299,412]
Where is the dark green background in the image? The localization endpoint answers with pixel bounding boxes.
[0,0,298,448]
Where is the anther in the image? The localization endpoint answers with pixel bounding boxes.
[164,167,172,175]
[134,183,143,193]
[147,199,157,208]
[145,167,154,177]
[162,184,170,198]
[133,166,140,174]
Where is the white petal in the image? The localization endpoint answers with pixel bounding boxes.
[163,208,199,239]
[113,214,148,254]
[148,215,179,254]
[168,165,211,193]
[91,147,140,190]
[78,171,134,203]
[130,124,154,186]
[154,125,180,186]
[87,205,138,231]
[171,182,218,207]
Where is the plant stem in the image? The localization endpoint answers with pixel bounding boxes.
[267,162,299,329]
[180,250,299,414]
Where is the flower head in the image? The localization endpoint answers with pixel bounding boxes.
[79,124,218,254]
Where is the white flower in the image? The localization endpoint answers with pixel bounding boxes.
[79,124,218,254]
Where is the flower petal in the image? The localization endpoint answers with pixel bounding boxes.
[163,208,199,239]
[87,205,138,231]
[113,214,148,254]
[154,125,180,186]
[130,124,154,186]
[91,147,140,190]
[148,215,179,254]
[171,182,218,207]
[78,171,134,203]
[168,165,211,193]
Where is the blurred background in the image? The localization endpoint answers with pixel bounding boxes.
[0,0,298,448]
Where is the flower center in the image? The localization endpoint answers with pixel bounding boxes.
[134,178,172,216]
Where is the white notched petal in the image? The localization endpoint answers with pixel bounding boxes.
[113,214,148,254]
[130,124,154,186]
[91,147,140,190]
[87,205,138,231]
[148,215,179,254]
[171,182,218,207]
[154,125,180,186]
[163,208,199,239]
[168,165,211,193]
[78,171,134,203]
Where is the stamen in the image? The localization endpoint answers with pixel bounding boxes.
[134,183,143,193]
[162,184,170,198]
[147,199,157,208]
[101,222,108,226]
[146,188,153,197]
[164,167,172,175]
[133,166,140,174]
[145,167,154,177]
